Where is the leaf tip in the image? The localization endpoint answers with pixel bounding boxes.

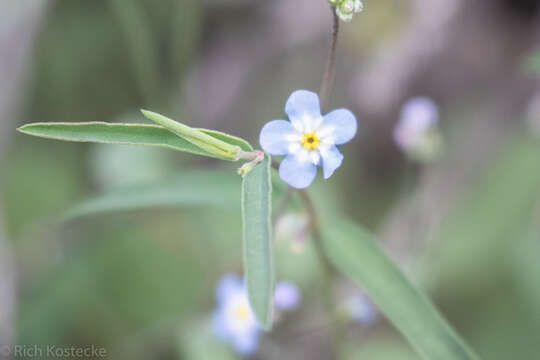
[16,124,32,134]
[140,109,154,119]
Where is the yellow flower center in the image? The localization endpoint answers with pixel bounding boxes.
[301,132,320,150]
[232,303,250,321]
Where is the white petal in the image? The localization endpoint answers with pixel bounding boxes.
[297,148,310,163]
[310,151,321,165]
[285,133,301,142]
[288,143,301,155]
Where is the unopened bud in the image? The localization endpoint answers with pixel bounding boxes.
[336,0,363,22]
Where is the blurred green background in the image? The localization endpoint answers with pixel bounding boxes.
[1,0,540,359]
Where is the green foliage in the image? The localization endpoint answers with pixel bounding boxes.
[425,134,540,292]
[140,110,250,160]
[18,221,204,353]
[17,121,252,161]
[322,218,480,360]
[63,170,241,220]
[241,155,274,330]
[179,320,239,360]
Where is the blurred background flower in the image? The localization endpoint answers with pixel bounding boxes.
[212,275,301,356]
[343,293,377,326]
[213,274,261,356]
[274,281,302,312]
[393,97,443,163]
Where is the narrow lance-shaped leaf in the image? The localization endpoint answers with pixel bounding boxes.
[242,154,274,330]
[140,109,242,160]
[17,122,252,161]
[63,170,241,220]
[322,218,481,360]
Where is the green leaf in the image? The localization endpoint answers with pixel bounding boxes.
[17,122,252,161]
[322,218,481,360]
[425,134,540,290]
[63,170,241,220]
[241,154,274,331]
[140,110,244,160]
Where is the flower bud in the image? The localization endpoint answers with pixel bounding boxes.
[336,0,363,22]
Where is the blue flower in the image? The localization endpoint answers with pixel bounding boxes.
[393,97,443,162]
[393,97,438,151]
[212,274,261,356]
[345,294,377,326]
[212,275,302,356]
[259,90,357,189]
[274,282,301,311]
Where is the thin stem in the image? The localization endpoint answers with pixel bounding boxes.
[319,7,340,112]
[269,6,342,356]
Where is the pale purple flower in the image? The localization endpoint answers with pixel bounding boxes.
[393,97,443,162]
[274,282,301,311]
[346,294,377,325]
[393,97,439,151]
[259,90,357,189]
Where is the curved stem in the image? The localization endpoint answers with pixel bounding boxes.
[319,7,340,112]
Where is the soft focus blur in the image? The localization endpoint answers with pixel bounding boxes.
[1,0,540,359]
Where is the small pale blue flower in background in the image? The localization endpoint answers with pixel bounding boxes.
[212,275,301,356]
[212,274,260,356]
[393,97,443,162]
[274,281,301,311]
[259,90,357,189]
[393,97,438,151]
[346,293,377,326]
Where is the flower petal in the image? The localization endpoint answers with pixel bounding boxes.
[216,274,242,303]
[279,154,317,189]
[320,146,344,179]
[212,309,230,341]
[274,282,301,311]
[347,294,377,326]
[259,119,295,155]
[321,109,357,145]
[400,97,438,131]
[232,331,260,356]
[285,90,322,130]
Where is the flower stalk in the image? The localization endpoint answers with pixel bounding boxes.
[319,7,340,113]
[237,150,265,176]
